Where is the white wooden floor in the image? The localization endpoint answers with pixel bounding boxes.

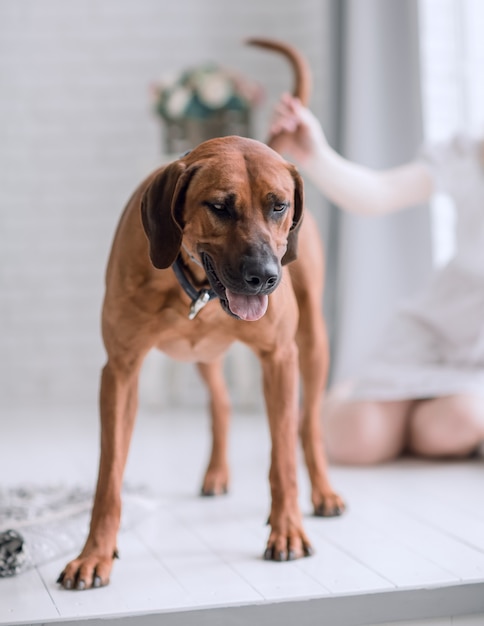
[1,405,484,626]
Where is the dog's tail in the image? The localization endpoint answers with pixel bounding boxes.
[246,37,312,150]
[246,38,312,105]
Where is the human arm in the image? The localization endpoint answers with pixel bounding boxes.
[270,94,435,216]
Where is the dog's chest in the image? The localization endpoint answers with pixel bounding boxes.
[154,308,234,363]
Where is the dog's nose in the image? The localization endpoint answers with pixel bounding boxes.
[242,256,279,292]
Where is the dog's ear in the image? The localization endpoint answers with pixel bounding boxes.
[281,165,304,265]
[141,161,197,269]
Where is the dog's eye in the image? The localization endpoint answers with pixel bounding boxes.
[274,202,289,213]
[205,202,227,213]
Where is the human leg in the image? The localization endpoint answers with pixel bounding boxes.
[407,394,484,458]
[323,387,414,465]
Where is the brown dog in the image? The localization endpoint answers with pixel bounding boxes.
[57,41,344,591]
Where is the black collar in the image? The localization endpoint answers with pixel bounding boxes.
[172,254,217,320]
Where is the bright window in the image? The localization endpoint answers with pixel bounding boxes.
[418,0,484,266]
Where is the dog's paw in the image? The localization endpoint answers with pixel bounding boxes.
[313,492,346,517]
[57,549,119,590]
[263,528,313,561]
[201,465,229,497]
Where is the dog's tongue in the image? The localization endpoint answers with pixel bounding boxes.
[225,290,268,321]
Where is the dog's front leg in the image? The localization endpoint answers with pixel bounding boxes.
[260,343,312,561]
[58,361,140,590]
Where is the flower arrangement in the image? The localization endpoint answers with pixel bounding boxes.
[151,64,264,154]
[152,63,264,122]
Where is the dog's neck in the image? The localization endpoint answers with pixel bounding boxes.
[172,250,217,320]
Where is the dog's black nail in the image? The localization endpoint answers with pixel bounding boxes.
[287,550,296,561]
[93,575,102,588]
[327,507,343,518]
[56,572,65,584]
[303,545,314,557]
[113,549,120,559]
[201,488,215,497]
[263,547,273,560]
[315,503,345,517]
[275,550,286,562]
[64,578,73,590]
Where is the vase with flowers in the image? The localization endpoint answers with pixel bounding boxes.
[152,63,264,154]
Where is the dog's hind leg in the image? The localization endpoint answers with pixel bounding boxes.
[289,212,345,517]
[197,359,231,496]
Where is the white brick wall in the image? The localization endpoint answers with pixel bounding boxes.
[0,0,330,410]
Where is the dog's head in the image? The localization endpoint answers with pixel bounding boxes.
[141,136,304,321]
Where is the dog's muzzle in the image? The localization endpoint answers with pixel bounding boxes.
[201,252,280,322]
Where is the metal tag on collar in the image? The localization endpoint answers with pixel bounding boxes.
[189,290,211,320]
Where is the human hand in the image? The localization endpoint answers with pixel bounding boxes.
[269,93,328,165]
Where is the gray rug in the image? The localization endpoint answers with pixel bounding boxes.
[0,484,161,577]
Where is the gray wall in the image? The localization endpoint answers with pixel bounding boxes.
[0,0,332,410]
